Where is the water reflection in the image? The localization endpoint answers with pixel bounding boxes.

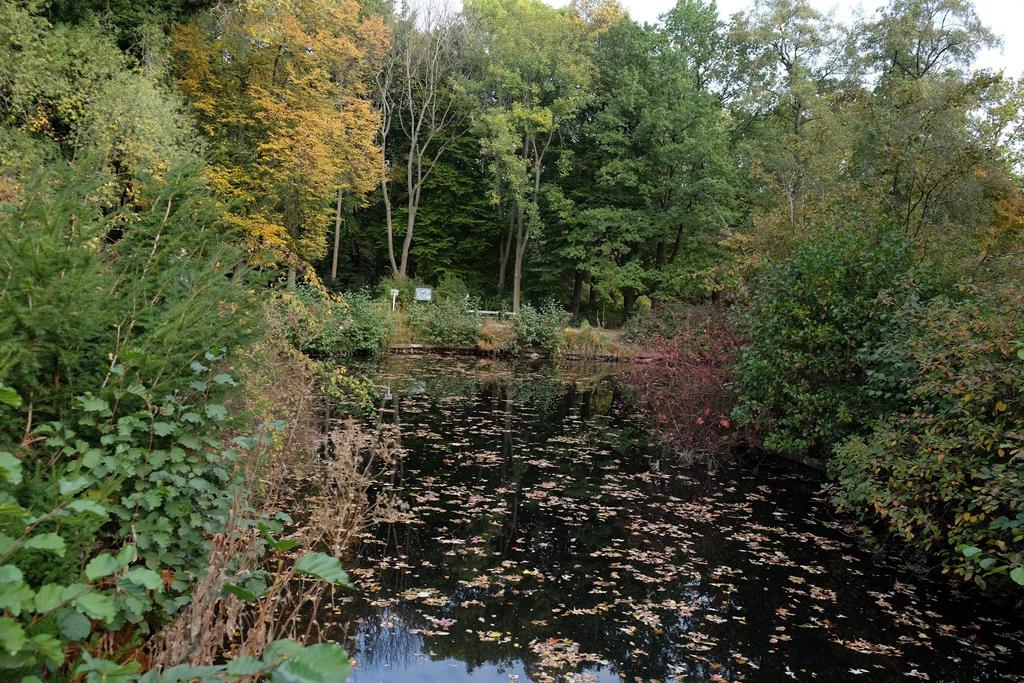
[342,357,1023,682]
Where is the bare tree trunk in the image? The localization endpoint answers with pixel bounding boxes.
[511,206,526,313]
[497,214,514,295]
[287,267,296,290]
[331,189,343,281]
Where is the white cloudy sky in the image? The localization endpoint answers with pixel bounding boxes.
[536,0,1023,76]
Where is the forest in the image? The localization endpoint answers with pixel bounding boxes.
[0,0,1021,680]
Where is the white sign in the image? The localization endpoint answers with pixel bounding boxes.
[414,287,433,302]
[390,288,400,311]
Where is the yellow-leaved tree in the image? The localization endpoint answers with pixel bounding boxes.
[171,0,385,283]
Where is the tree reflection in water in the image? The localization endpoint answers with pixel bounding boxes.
[339,357,1023,683]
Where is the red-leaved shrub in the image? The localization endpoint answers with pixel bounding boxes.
[619,307,741,461]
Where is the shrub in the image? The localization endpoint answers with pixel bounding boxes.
[731,224,922,459]
[407,298,479,346]
[280,288,387,357]
[513,302,568,352]
[0,159,255,437]
[619,309,740,460]
[829,286,1024,591]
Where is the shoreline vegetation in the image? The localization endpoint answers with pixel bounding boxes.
[0,0,1021,680]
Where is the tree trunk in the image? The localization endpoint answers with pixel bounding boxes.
[622,286,637,319]
[571,270,582,315]
[287,266,296,290]
[331,189,343,281]
[497,215,514,296]
[588,276,597,307]
[511,207,526,313]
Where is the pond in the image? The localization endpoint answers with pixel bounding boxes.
[340,356,1023,682]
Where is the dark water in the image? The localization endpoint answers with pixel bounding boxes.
[342,356,1023,682]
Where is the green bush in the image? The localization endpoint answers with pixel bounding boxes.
[0,159,255,437]
[731,224,923,458]
[829,286,1024,591]
[280,288,387,357]
[407,299,479,346]
[513,302,568,352]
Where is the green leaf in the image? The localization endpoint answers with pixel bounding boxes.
[74,592,117,622]
[152,422,175,437]
[294,553,353,588]
[0,385,22,409]
[205,404,227,421]
[0,617,26,655]
[25,532,66,557]
[223,582,258,602]
[58,477,91,497]
[0,565,24,583]
[213,373,238,386]
[84,554,120,581]
[57,607,91,640]
[115,544,137,567]
[226,654,265,677]
[123,568,162,591]
[68,500,107,517]
[79,396,109,413]
[33,584,64,613]
[271,643,351,683]
[0,580,34,615]
[1011,566,1024,586]
[257,524,300,552]
[1017,348,1024,361]
[29,633,63,666]
[961,545,983,558]
[0,453,22,485]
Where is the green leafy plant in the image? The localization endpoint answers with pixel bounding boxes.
[731,224,925,459]
[407,298,479,346]
[829,286,1024,591]
[512,302,568,352]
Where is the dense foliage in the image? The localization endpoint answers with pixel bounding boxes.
[830,286,1024,589]
[0,1,1022,678]
[732,224,921,457]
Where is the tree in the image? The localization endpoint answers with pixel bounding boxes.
[728,0,849,236]
[171,0,384,285]
[468,0,591,312]
[371,1,476,280]
[562,3,734,317]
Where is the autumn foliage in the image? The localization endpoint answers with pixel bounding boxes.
[171,0,385,268]
[619,307,741,461]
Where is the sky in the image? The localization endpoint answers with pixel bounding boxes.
[540,0,1024,76]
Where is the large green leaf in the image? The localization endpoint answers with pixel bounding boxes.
[0,617,26,655]
[0,453,22,485]
[0,385,21,409]
[33,584,64,613]
[123,568,162,591]
[25,532,66,557]
[29,633,64,667]
[1011,566,1024,586]
[84,554,120,581]
[226,654,265,677]
[271,643,351,683]
[294,553,353,588]
[56,608,91,640]
[74,592,117,622]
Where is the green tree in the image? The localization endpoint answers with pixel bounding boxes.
[467,0,591,312]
